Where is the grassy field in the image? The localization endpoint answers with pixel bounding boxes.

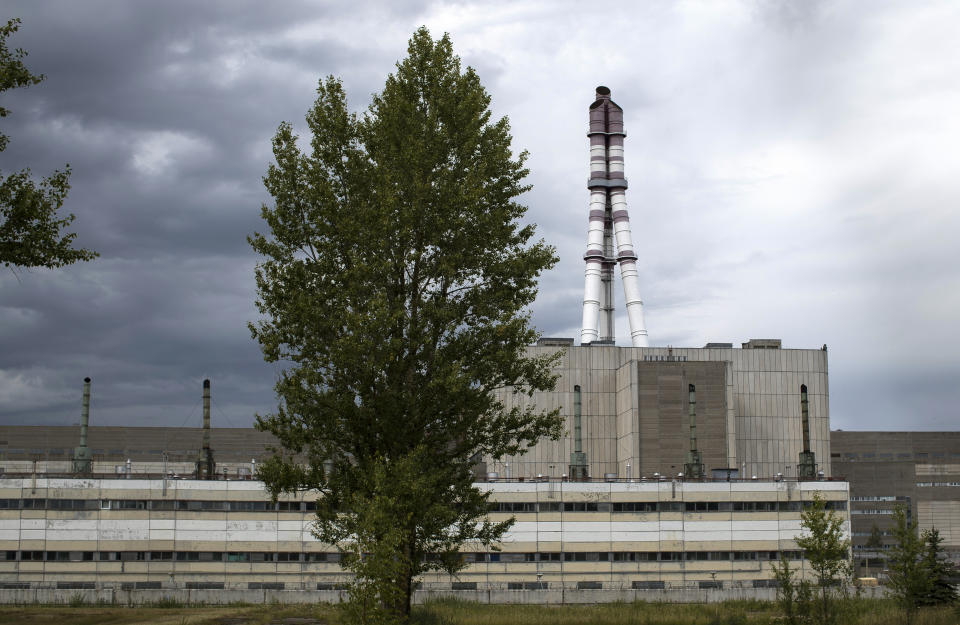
[0,599,956,625]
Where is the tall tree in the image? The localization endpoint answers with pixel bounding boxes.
[793,492,852,625]
[887,505,929,625]
[249,28,561,623]
[920,527,958,606]
[0,18,97,270]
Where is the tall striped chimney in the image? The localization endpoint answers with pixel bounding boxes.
[581,86,649,347]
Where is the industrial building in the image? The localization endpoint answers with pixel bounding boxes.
[0,86,857,594]
[0,474,847,591]
[832,431,960,572]
[0,333,847,592]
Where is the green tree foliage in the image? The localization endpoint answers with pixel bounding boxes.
[920,527,958,606]
[887,505,929,625]
[778,492,851,625]
[249,28,561,623]
[772,553,814,625]
[0,18,97,269]
[863,523,885,578]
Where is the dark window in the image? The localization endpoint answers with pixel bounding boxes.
[56,582,95,590]
[632,581,665,590]
[508,582,546,590]
[451,582,477,590]
[577,581,602,590]
[135,582,162,590]
[150,552,173,561]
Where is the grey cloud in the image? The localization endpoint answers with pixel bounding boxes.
[0,0,957,433]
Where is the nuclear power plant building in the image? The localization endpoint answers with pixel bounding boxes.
[0,87,853,597]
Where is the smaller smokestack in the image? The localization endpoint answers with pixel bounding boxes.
[202,379,211,451]
[73,377,93,473]
[798,384,817,479]
[568,385,588,480]
[196,379,215,479]
[684,384,704,480]
[80,377,91,448]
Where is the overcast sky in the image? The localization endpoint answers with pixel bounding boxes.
[1,0,958,432]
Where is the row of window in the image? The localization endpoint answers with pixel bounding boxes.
[0,499,312,512]
[466,550,804,563]
[840,453,959,460]
[0,549,804,564]
[491,501,846,513]
[850,496,908,502]
[1,551,340,563]
[0,498,847,514]
[916,482,960,488]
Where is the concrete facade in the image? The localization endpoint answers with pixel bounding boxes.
[489,343,831,482]
[0,477,848,591]
[831,431,960,573]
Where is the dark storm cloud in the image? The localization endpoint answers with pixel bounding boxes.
[1,0,958,432]
[0,0,431,426]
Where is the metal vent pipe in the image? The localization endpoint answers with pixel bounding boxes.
[80,377,91,449]
[202,379,211,451]
[573,385,583,455]
[72,377,93,473]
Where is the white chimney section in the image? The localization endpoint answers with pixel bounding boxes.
[581,86,649,347]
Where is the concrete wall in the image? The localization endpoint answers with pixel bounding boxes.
[490,345,830,481]
[0,586,887,605]
[0,477,850,588]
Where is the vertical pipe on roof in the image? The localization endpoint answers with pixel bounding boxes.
[73,377,93,473]
[80,377,90,449]
[202,379,211,452]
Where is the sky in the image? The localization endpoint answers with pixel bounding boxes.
[0,0,958,431]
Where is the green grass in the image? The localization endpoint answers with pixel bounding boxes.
[0,599,955,625]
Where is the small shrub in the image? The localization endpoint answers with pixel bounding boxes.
[67,592,86,607]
